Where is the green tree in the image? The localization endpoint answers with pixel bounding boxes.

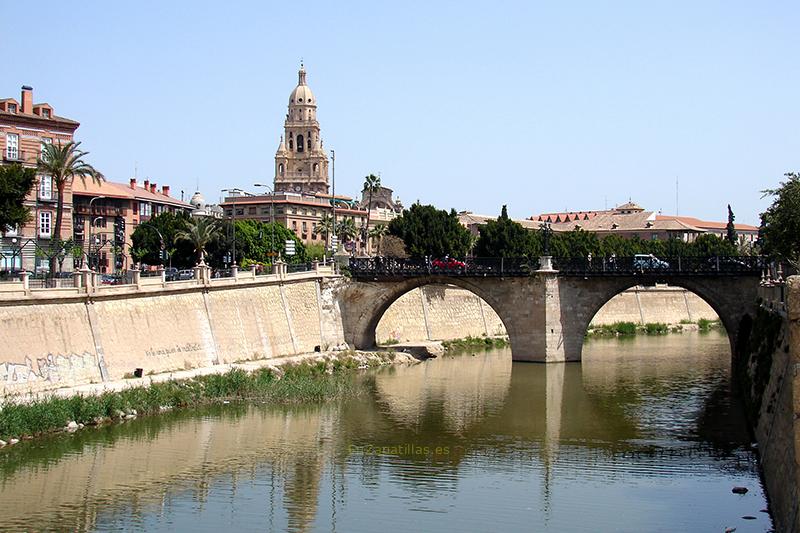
[475,205,532,257]
[368,224,389,255]
[314,213,334,248]
[336,217,357,245]
[388,203,472,258]
[176,217,220,264]
[686,234,736,257]
[37,141,101,275]
[760,172,800,267]
[0,164,36,231]
[362,174,381,252]
[131,211,194,268]
[726,204,737,243]
[207,219,306,266]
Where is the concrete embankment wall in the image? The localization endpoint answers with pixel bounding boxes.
[738,277,799,533]
[376,285,718,343]
[0,276,346,396]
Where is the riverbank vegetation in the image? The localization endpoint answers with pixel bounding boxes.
[586,319,723,337]
[0,353,395,443]
[442,335,509,353]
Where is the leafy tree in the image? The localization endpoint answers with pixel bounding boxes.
[314,213,334,249]
[726,204,737,244]
[362,174,381,251]
[176,217,220,264]
[379,234,408,258]
[206,219,306,266]
[336,217,357,245]
[368,224,388,255]
[475,205,532,257]
[760,172,800,267]
[131,211,194,268]
[0,164,36,231]
[388,203,472,258]
[37,141,101,274]
[686,234,736,257]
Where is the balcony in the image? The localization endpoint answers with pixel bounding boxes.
[37,191,59,203]
[73,204,128,216]
[3,149,34,165]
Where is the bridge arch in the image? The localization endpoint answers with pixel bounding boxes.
[341,276,520,353]
[558,276,759,362]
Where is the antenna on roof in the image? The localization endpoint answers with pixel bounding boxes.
[134,161,137,179]
[676,176,679,216]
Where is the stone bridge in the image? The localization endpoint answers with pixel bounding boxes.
[342,256,763,362]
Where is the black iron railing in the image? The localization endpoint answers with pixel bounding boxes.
[349,256,764,279]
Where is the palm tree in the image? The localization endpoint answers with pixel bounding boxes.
[362,174,381,252]
[38,141,102,275]
[176,218,219,264]
[336,217,357,249]
[368,224,388,255]
[314,213,334,249]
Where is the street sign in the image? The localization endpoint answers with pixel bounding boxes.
[285,239,296,256]
[329,236,338,250]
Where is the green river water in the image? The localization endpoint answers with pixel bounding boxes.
[0,331,772,532]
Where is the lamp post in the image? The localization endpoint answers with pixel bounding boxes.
[253,183,276,263]
[86,196,105,270]
[221,188,245,267]
[89,216,105,270]
[331,149,336,252]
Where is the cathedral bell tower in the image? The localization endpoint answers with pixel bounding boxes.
[274,63,329,195]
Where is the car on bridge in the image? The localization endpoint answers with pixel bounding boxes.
[633,254,669,271]
[431,257,466,270]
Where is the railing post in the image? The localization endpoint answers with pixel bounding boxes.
[251,264,258,278]
[19,270,30,296]
[501,257,504,276]
[678,256,681,272]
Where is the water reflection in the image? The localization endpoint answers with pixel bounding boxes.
[0,332,771,532]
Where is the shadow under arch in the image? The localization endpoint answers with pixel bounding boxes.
[560,275,759,362]
[343,276,516,352]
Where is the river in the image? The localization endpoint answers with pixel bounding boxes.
[0,332,772,532]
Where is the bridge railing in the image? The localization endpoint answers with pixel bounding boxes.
[553,255,764,276]
[349,256,764,278]
[349,257,540,278]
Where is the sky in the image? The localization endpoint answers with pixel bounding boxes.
[2,1,798,225]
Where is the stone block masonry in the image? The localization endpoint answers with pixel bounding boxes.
[376,285,717,343]
[0,275,339,396]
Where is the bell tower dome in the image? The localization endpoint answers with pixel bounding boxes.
[274,63,329,195]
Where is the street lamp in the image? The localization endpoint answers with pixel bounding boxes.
[86,196,105,270]
[331,149,336,252]
[253,183,276,263]
[221,188,245,266]
[89,216,105,270]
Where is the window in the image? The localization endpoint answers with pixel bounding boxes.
[297,134,304,152]
[651,233,659,241]
[6,133,19,160]
[248,206,256,215]
[39,175,52,200]
[139,202,152,216]
[7,103,17,113]
[40,137,52,160]
[288,139,293,150]
[42,109,51,118]
[235,208,244,216]
[39,211,52,238]
[279,163,284,175]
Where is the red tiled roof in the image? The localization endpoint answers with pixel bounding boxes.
[656,215,758,232]
[72,179,192,209]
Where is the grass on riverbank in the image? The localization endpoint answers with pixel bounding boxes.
[586,319,723,337]
[0,355,385,442]
[442,335,509,353]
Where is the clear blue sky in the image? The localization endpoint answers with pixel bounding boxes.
[2,1,798,225]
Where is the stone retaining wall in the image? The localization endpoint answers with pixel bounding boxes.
[0,277,342,396]
[738,277,799,533]
[376,285,718,343]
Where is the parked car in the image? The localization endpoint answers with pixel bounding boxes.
[100,274,120,285]
[633,254,669,270]
[432,257,467,270]
[178,269,195,280]
[706,256,747,270]
[164,267,179,281]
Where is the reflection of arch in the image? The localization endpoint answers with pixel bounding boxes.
[563,276,758,362]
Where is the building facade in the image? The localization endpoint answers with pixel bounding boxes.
[0,85,80,273]
[71,178,193,273]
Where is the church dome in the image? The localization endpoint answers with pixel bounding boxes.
[189,191,206,209]
[289,65,315,105]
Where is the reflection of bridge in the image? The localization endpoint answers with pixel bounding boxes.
[344,256,762,362]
